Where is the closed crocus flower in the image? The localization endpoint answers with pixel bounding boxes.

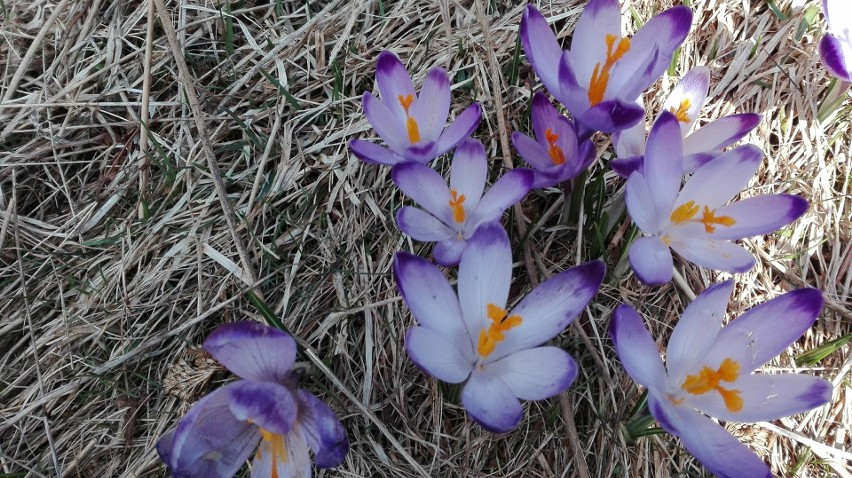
[819,0,852,82]
[348,50,482,165]
[520,1,691,135]
[393,138,533,266]
[625,112,807,286]
[611,281,832,478]
[395,222,605,432]
[612,66,761,177]
[156,321,348,478]
[511,93,596,188]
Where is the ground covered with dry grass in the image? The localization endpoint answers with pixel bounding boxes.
[1,0,850,476]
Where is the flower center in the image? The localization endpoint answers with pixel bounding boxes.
[448,189,466,223]
[398,94,421,144]
[477,304,523,357]
[670,99,692,123]
[669,200,737,233]
[257,428,288,478]
[681,358,743,412]
[588,34,631,106]
[545,128,566,165]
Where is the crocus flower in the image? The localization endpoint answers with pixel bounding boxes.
[611,66,761,177]
[395,222,605,432]
[348,50,482,165]
[394,138,533,266]
[156,321,348,478]
[511,93,596,188]
[625,111,807,286]
[611,280,832,478]
[520,1,692,135]
[819,0,852,82]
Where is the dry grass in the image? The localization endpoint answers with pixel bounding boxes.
[0,0,849,477]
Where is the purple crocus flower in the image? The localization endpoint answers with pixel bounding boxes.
[819,0,852,82]
[156,321,348,478]
[511,93,596,188]
[348,50,482,165]
[395,222,605,432]
[611,66,761,177]
[393,138,533,266]
[520,1,692,135]
[611,281,832,478]
[625,111,808,286]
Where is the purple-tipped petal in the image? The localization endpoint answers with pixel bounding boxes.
[461,369,523,433]
[457,222,512,342]
[676,144,763,208]
[434,238,467,267]
[449,139,488,212]
[578,98,645,134]
[624,6,693,87]
[688,373,833,423]
[412,67,451,141]
[665,280,734,383]
[682,113,761,158]
[157,385,260,478]
[204,321,296,383]
[668,233,756,274]
[644,112,684,218]
[495,260,605,359]
[664,66,710,133]
[294,390,349,469]
[610,304,668,392]
[705,289,824,372]
[392,162,454,225]
[682,150,720,174]
[228,381,298,435]
[467,169,533,228]
[405,326,473,383]
[349,139,404,165]
[375,51,416,121]
[393,252,466,337]
[520,5,565,95]
[820,34,852,82]
[487,346,578,400]
[512,131,553,171]
[611,155,644,178]
[362,92,408,152]
[434,103,482,156]
[710,194,808,241]
[396,206,455,242]
[628,235,674,286]
[571,0,620,85]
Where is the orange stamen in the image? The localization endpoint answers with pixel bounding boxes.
[670,200,699,224]
[258,428,288,478]
[699,206,736,233]
[398,94,421,143]
[545,128,566,165]
[588,34,631,106]
[671,98,692,123]
[448,189,466,224]
[477,304,523,357]
[681,358,743,412]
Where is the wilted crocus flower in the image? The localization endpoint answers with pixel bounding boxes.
[157,321,348,478]
[625,112,807,286]
[611,66,761,177]
[520,1,691,135]
[395,222,605,432]
[394,138,533,266]
[611,281,832,478]
[511,93,596,188]
[819,0,852,82]
[348,50,482,165]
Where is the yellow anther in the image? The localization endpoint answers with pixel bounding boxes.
[588,34,631,106]
[681,358,743,412]
[448,189,466,224]
[671,99,692,123]
[258,428,288,478]
[398,94,421,144]
[477,304,523,357]
[699,206,736,233]
[670,200,699,224]
[545,128,566,165]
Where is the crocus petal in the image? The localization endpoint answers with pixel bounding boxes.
[466,169,533,228]
[665,280,734,384]
[375,51,416,121]
[682,114,761,160]
[487,346,578,400]
[625,173,664,233]
[457,222,512,343]
[663,66,710,133]
[611,155,643,178]
[512,131,553,171]
[228,381,298,436]
[251,425,311,478]
[648,395,773,478]
[820,34,852,82]
[675,144,763,208]
[668,233,756,273]
[406,326,474,383]
[434,238,468,267]
[362,92,407,152]
[349,139,404,165]
[411,67,451,141]
[709,194,808,241]
[628,235,673,286]
[681,150,719,174]
[688,373,833,423]
[577,98,645,134]
[461,369,523,433]
[393,252,467,338]
[643,112,684,219]
[494,260,605,359]
[703,289,823,372]
[392,163,454,225]
[158,385,260,478]
[520,5,565,95]
[204,321,297,383]
[610,304,668,392]
[434,103,482,156]
[613,116,646,159]
[449,139,488,213]
[530,92,557,149]
[396,207,455,242]
[295,390,349,469]
[571,0,620,85]
[617,6,692,93]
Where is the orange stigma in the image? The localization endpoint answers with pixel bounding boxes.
[477,304,523,357]
[545,128,566,165]
[671,99,692,123]
[681,358,744,412]
[588,34,631,106]
[448,189,466,224]
[670,201,736,233]
[699,206,736,233]
[398,94,421,143]
[256,428,288,478]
